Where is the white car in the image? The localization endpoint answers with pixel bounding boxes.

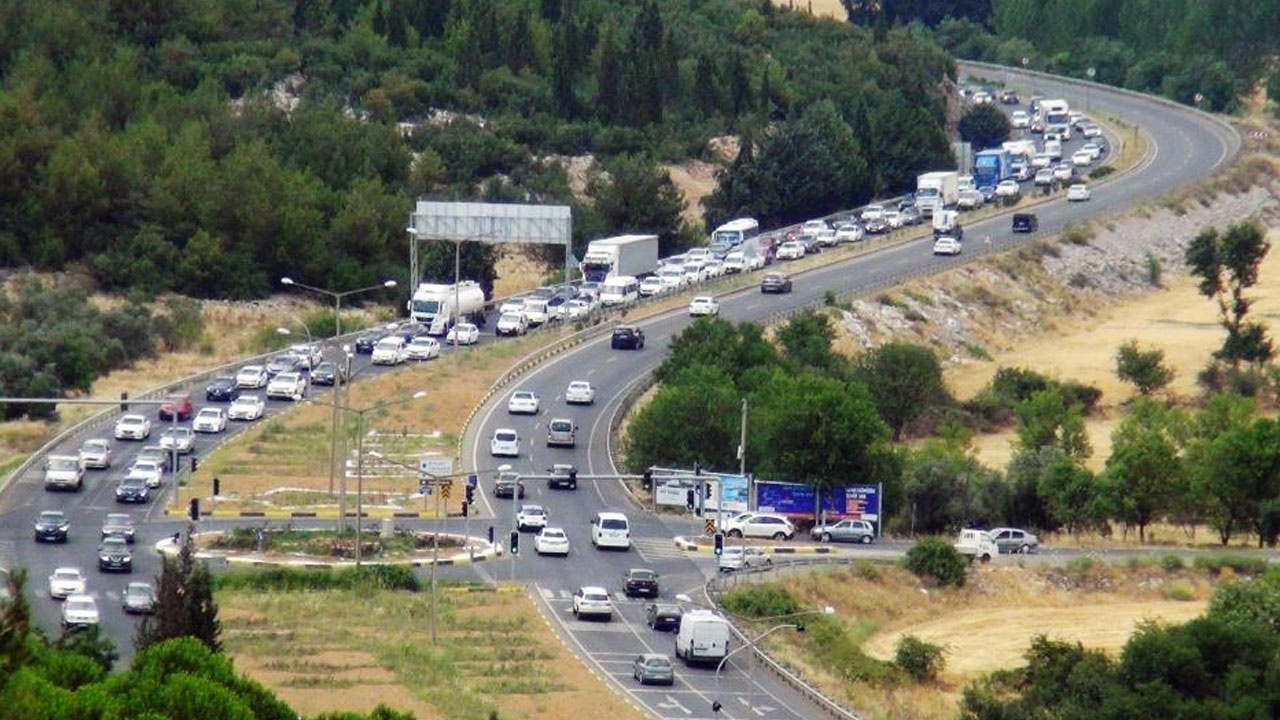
[266,371,307,400]
[723,251,748,273]
[565,381,595,405]
[572,586,613,620]
[496,313,528,337]
[1071,149,1094,167]
[1066,183,1092,202]
[490,428,520,457]
[192,407,227,434]
[722,512,796,540]
[860,204,885,222]
[499,298,526,315]
[1052,163,1074,182]
[228,395,266,421]
[235,364,269,389]
[656,266,688,291]
[113,414,151,441]
[507,390,540,415]
[516,504,548,531]
[703,259,726,277]
[1081,123,1102,138]
[407,336,441,361]
[1034,168,1055,186]
[1030,152,1054,169]
[127,459,164,489]
[562,299,593,321]
[446,322,480,345]
[718,546,773,572]
[689,296,719,317]
[995,179,1021,198]
[933,236,963,256]
[638,276,667,297]
[834,222,864,243]
[775,241,806,260]
[78,438,113,469]
[61,594,100,628]
[371,337,409,365]
[48,567,87,599]
[882,209,903,229]
[159,427,195,454]
[1081,142,1103,160]
[534,527,570,556]
[956,189,983,210]
[1010,110,1030,128]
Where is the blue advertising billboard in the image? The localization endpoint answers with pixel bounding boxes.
[754,481,880,522]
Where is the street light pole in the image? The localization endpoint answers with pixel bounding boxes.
[710,605,836,715]
[280,277,396,503]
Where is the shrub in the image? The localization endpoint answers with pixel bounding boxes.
[895,635,947,682]
[1060,222,1093,246]
[1144,251,1163,287]
[904,538,966,588]
[720,584,801,618]
[1193,554,1269,578]
[1159,554,1186,572]
[215,565,421,592]
[1163,582,1195,601]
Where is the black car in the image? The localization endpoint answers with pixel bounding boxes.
[97,537,133,572]
[646,602,683,632]
[115,477,150,504]
[353,330,384,354]
[101,513,137,543]
[311,360,346,386]
[205,376,240,402]
[548,463,578,490]
[494,478,526,499]
[1012,213,1039,233]
[611,325,645,350]
[760,273,793,294]
[623,568,660,598]
[34,510,69,543]
[122,582,157,614]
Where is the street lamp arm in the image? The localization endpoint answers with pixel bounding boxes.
[714,623,802,714]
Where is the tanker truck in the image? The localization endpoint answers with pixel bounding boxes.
[408,281,487,335]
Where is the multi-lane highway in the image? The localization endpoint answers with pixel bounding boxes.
[0,62,1239,718]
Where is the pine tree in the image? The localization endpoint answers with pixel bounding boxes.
[135,533,222,654]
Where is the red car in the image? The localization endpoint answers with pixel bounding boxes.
[158,392,194,422]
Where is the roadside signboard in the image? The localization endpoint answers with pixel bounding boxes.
[755,481,880,522]
[419,453,453,479]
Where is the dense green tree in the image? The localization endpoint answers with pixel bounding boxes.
[135,534,222,654]
[1185,416,1280,545]
[656,318,780,391]
[1035,449,1101,537]
[1208,567,1280,633]
[956,102,1011,149]
[1114,339,1175,396]
[589,155,687,255]
[1098,398,1182,542]
[854,342,947,442]
[624,364,741,472]
[902,439,998,533]
[1014,386,1091,459]
[751,370,891,515]
[775,311,842,374]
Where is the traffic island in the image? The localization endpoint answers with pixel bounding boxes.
[673,535,838,554]
[157,526,501,567]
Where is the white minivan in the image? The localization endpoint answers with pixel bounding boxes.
[599,276,639,306]
[591,511,631,549]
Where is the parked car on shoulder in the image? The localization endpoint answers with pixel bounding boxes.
[722,512,795,540]
[989,527,1040,554]
[810,519,876,544]
[718,546,771,572]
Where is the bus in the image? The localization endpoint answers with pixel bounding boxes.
[711,218,760,247]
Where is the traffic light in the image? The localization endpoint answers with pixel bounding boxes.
[465,484,475,504]
[212,477,220,497]
[695,462,702,476]
[461,501,469,518]
[642,469,652,490]
[705,481,713,499]
[712,701,722,713]
[190,457,199,473]
[713,532,724,556]
[120,392,128,412]
[487,526,495,544]
[509,530,520,556]
[188,498,200,521]
[686,489,695,511]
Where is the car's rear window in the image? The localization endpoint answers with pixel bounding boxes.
[602,519,628,530]
[496,432,516,441]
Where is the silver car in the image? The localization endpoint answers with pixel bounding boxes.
[810,519,876,544]
[989,527,1039,554]
[633,653,675,685]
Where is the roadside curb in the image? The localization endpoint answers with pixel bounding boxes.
[156,535,503,566]
[673,536,837,554]
[165,508,443,519]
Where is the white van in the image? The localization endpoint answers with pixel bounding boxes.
[590,511,631,549]
[521,297,550,326]
[674,610,731,665]
[599,276,639,306]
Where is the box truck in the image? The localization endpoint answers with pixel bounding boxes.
[914,171,959,217]
[408,281,487,335]
[579,234,659,284]
[932,209,963,240]
[973,149,1014,190]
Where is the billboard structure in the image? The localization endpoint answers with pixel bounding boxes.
[406,201,573,290]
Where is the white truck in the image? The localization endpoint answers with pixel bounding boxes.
[579,234,659,284]
[674,610,732,665]
[1002,139,1038,165]
[955,528,999,563]
[44,455,85,492]
[915,171,959,217]
[408,281,487,335]
[932,209,963,240]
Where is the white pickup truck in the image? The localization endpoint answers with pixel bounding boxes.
[954,528,998,563]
